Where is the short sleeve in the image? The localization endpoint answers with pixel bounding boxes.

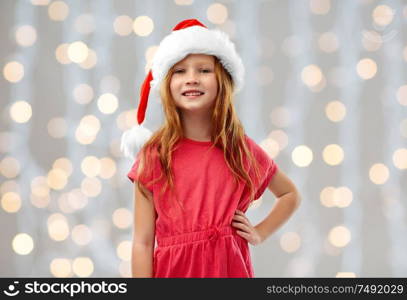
[245,135,279,200]
[127,151,154,193]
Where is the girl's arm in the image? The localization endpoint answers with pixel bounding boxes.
[131,182,156,277]
[254,169,301,243]
[232,169,301,245]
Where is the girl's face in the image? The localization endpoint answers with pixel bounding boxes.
[170,54,218,115]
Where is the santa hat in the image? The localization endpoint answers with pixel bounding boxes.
[121,18,245,159]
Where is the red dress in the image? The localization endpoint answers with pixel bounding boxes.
[127,135,278,278]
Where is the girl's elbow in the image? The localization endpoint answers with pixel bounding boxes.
[133,233,155,248]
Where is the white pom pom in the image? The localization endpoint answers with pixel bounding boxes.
[120,124,153,159]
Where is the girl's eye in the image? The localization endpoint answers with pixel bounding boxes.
[173,69,212,74]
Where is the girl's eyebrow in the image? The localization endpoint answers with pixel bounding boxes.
[174,62,214,68]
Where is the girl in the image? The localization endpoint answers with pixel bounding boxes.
[122,19,301,278]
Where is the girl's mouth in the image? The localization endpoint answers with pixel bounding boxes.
[182,91,205,99]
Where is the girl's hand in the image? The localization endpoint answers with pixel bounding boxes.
[231,210,263,246]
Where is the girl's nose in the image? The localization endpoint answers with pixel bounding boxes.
[186,71,199,84]
[186,78,199,85]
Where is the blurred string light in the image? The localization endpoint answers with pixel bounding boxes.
[392,149,407,169]
[369,163,390,185]
[47,213,70,241]
[67,41,89,63]
[372,4,394,27]
[46,168,68,190]
[51,159,71,176]
[356,58,377,80]
[73,83,94,104]
[145,46,158,74]
[322,144,344,166]
[309,0,331,15]
[75,114,101,145]
[133,16,153,36]
[0,180,19,195]
[207,3,228,24]
[117,240,132,261]
[292,146,313,167]
[72,257,94,277]
[119,261,131,277]
[174,0,193,5]
[81,156,101,178]
[301,64,325,92]
[12,233,34,255]
[71,224,93,246]
[57,190,88,214]
[112,208,132,229]
[362,30,383,52]
[55,41,97,69]
[97,93,118,114]
[396,85,407,106]
[336,272,356,278]
[30,175,54,208]
[81,177,102,198]
[15,25,37,47]
[30,192,51,209]
[50,258,72,277]
[30,0,49,5]
[3,61,24,83]
[260,137,280,159]
[79,49,97,69]
[99,157,117,179]
[48,1,69,21]
[328,225,351,248]
[280,232,301,253]
[320,186,353,208]
[1,192,22,213]
[55,43,71,64]
[318,32,339,53]
[9,101,32,123]
[0,156,21,178]
[113,15,133,36]
[325,101,346,122]
[268,130,289,151]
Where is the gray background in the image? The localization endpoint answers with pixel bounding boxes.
[0,0,406,277]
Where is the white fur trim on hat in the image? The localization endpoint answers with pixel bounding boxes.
[150,25,244,94]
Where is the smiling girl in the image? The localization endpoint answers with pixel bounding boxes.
[121,19,301,278]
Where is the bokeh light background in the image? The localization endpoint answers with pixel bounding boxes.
[1,0,407,277]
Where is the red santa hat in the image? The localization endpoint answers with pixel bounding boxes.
[121,18,245,159]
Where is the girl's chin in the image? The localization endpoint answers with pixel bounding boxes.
[176,103,214,113]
